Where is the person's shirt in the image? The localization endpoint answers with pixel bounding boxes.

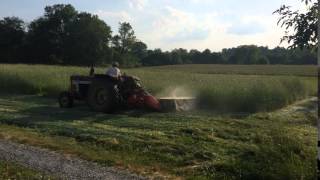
[106,67,121,78]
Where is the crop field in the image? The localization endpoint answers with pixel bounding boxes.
[0,64,317,179]
[146,64,317,77]
[0,64,317,112]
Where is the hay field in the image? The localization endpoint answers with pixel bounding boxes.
[0,64,316,113]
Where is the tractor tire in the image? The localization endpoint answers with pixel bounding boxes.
[59,91,74,108]
[87,80,119,113]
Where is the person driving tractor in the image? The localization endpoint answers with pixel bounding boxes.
[106,62,121,82]
[59,61,161,112]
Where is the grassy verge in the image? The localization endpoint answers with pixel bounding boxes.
[0,64,317,113]
[0,94,316,179]
[0,160,54,179]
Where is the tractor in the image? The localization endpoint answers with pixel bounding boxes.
[58,67,161,113]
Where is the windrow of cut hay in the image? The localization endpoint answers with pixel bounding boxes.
[0,64,316,113]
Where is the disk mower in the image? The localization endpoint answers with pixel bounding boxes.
[58,68,161,113]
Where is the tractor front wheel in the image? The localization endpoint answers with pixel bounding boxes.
[59,91,74,108]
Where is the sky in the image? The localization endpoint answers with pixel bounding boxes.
[0,0,309,51]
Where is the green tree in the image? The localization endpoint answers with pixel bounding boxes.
[172,48,191,64]
[287,48,317,64]
[0,17,26,63]
[116,22,136,54]
[131,41,148,60]
[228,45,261,64]
[273,0,318,49]
[189,49,202,64]
[170,51,183,64]
[142,49,171,66]
[266,47,289,64]
[27,4,112,65]
[197,49,212,64]
[64,12,112,65]
[111,22,148,66]
[111,35,121,51]
[27,4,78,63]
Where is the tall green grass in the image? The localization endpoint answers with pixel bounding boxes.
[0,64,316,113]
[197,78,311,112]
[147,64,317,77]
[0,64,88,95]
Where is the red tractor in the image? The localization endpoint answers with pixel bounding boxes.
[58,69,161,113]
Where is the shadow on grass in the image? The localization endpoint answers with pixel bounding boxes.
[0,98,115,127]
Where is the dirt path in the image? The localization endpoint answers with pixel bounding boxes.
[0,139,146,180]
[278,97,317,114]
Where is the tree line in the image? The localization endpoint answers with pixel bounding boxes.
[141,46,316,65]
[0,4,316,67]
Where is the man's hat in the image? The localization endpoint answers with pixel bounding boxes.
[112,62,119,67]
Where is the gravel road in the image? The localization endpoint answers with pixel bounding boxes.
[0,139,146,180]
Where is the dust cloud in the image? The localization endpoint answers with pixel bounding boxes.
[157,86,195,99]
[157,86,196,111]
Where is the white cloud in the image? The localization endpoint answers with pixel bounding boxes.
[188,0,215,4]
[143,6,228,50]
[94,4,290,51]
[96,10,132,22]
[152,6,194,36]
[226,15,271,35]
[144,5,289,51]
[129,0,148,10]
[211,15,287,50]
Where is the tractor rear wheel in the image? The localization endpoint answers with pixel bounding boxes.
[87,80,119,113]
[59,91,74,108]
